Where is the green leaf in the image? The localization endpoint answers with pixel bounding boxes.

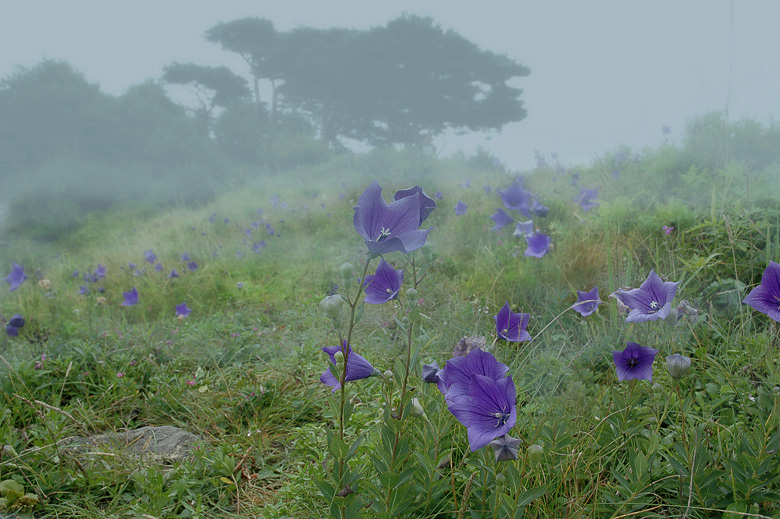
[516,485,548,507]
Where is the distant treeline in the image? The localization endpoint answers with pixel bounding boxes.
[0,15,532,240]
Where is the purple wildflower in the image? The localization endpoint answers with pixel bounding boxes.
[181,253,190,261]
[575,188,599,212]
[144,250,156,264]
[154,263,163,272]
[494,302,531,342]
[121,287,139,307]
[616,270,680,323]
[743,261,780,322]
[455,200,468,216]
[168,269,179,278]
[499,183,530,213]
[320,341,375,392]
[79,286,89,296]
[128,262,136,270]
[434,190,443,200]
[175,302,191,318]
[437,348,510,405]
[490,208,515,231]
[353,181,432,256]
[8,314,24,329]
[524,233,551,258]
[363,258,404,305]
[572,287,601,317]
[612,342,658,381]
[4,263,28,292]
[71,270,79,277]
[394,186,436,225]
[187,261,198,272]
[422,361,440,383]
[513,220,534,238]
[483,185,492,194]
[253,241,267,253]
[94,265,106,279]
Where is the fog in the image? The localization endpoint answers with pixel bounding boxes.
[2,1,778,171]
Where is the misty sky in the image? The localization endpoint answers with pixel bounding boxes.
[2,1,779,171]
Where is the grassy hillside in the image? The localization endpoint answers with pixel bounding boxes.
[1,131,780,517]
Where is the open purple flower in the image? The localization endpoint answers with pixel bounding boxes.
[490,208,514,231]
[528,198,549,218]
[394,186,436,225]
[5,326,18,337]
[181,253,190,261]
[320,341,375,392]
[575,188,599,212]
[121,287,139,307]
[187,261,198,272]
[434,190,443,199]
[79,286,89,296]
[168,269,179,278]
[154,263,163,272]
[363,258,404,304]
[144,250,156,264]
[4,263,28,292]
[743,261,780,322]
[175,302,191,318]
[437,348,510,404]
[499,183,530,213]
[524,232,551,258]
[94,265,106,279]
[494,302,531,342]
[448,373,517,451]
[612,342,658,381]
[455,200,468,216]
[572,287,601,317]
[616,270,680,323]
[353,181,432,255]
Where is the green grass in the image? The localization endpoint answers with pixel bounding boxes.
[1,145,779,518]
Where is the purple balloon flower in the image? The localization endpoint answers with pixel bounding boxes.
[743,261,780,322]
[455,200,468,216]
[575,188,599,212]
[353,181,432,256]
[499,183,530,213]
[447,372,517,451]
[436,348,510,405]
[572,287,601,317]
[4,263,28,292]
[529,198,548,218]
[187,261,198,272]
[524,232,551,258]
[175,302,191,318]
[422,361,440,383]
[616,270,680,323]
[483,185,492,194]
[181,253,190,261]
[363,258,404,305]
[168,269,179,278]
[434,190,443,200]
[8,314,24,328]
[79,286,89,296]
[5,325,19,337]
[144,250,156,264]
[154,263,163,272]
[394,186,436,225]
[612,342,658,381]
[71,270,79,277]
[490,208,515,231]
[320,341,375,392]
[94,265,106,279]
[121,287,139,307]
[494,302,531,342]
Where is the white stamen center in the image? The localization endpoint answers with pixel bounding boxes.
[377,227,391,242]
[649,300,659,310]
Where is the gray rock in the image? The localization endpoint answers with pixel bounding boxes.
[65,425,199,463]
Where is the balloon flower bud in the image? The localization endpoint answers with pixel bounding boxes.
[406,288,418,307]
[410,398,425,418]
[319,294,345,320]
[340,262,355,288]
[527,444,544,463]
[665,353,691,380]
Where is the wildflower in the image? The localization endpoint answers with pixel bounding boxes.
[665,353,691,379]
[434,190,443,199]
[743,261,780,322]
[422,361,440,383]
[490,434,521,462]
[94,265,106,279]
[4,263,28,292]
[529,198,549,217]
[320,341,375,392]
[181,253,190,261]
[79,286,89,296]
[616,270,680,323]
[676,300,699,325]
[187,379,196,386]
[71,270,79,277]
[513,220,534,238]
[236,282,244,289]
[483,185,492,194]
[394,186,437,225]
[524,232,551,258]
[175,302,191,318]
[363,258,404,305]
[168,269,179,278]
[494,302,531,342]
[447,369,517,451]
[154,263,163,272]
[612,342,658,381]
[187,261,198,272]
[572,287,601,317]
[144,250,156,264]
[455,200,468,216]
[437,348,510,405]
[121,287,139,307]
[662,225,675,235]
[117,372,125,378]
[575,188,599,212]
[128,262,136,270]
[609,289,631,315]
[353,181,432,255]
[253,241,266,252]
[499,183,529,213]
[490,208,514,231]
